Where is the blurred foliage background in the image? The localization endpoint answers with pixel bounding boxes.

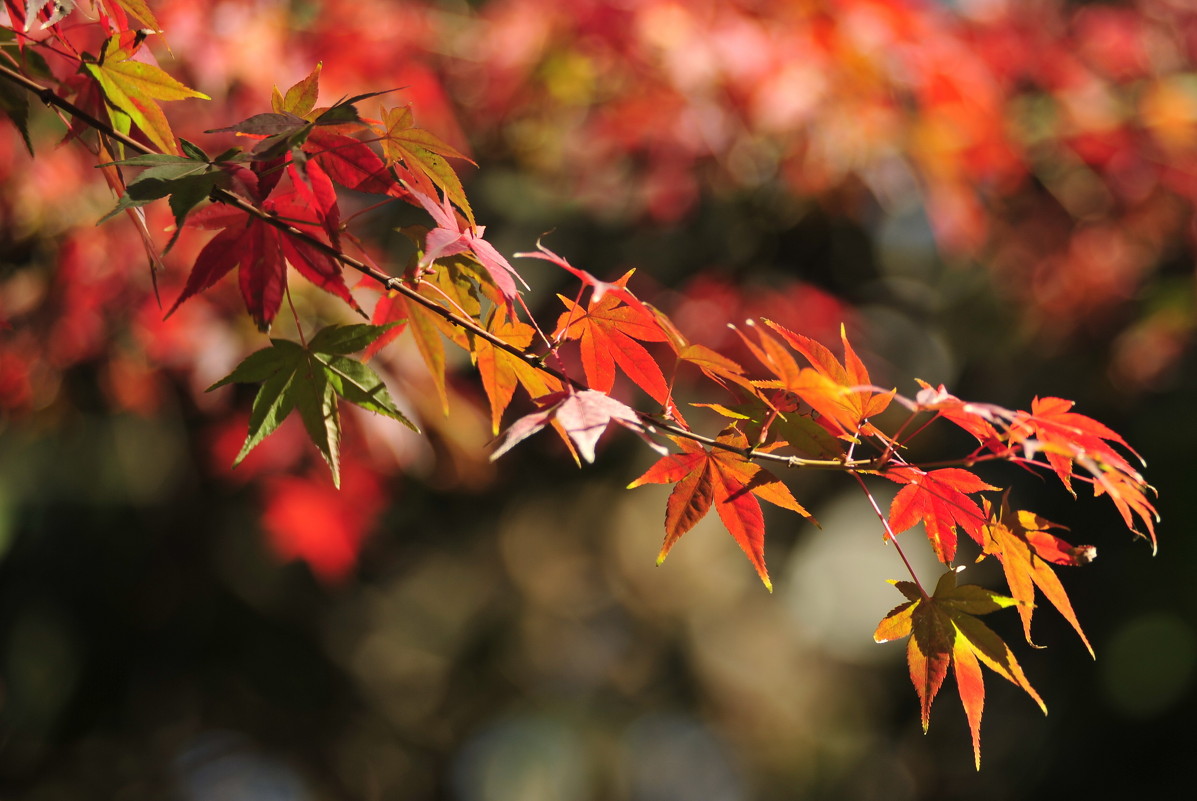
[2,0,1197,798]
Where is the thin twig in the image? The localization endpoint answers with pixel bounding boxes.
[851,471,928,596]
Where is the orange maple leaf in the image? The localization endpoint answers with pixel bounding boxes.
[980,498,1096,656]
[734,319,893,440]
[554,276,672,405]
[627,426,814,591]
[475,304,562,434]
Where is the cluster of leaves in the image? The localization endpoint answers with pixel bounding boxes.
[0,0,1160,767]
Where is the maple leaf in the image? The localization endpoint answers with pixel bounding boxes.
[1087,465,1159,552]
[692,392,844,458]
[627,426,814,591]
[886,466,997,563]
[874,570,1046,769]
[912,379,1006,444]
[84,32,209,155]
[272,62,323,118]
[99,139,237,251]
[554,275,672,406]
[980,497,1096,656]
[474,304,562,434]
[0,75,32,154]
[734,320,893,440]
[99,1,161,33]
[167,162,359,331]
[409,187,527,305]
[207,110,313,158]
[490,387,645,464]
[377,105,475,226]
[210,64,391,160]
[1010,397,1143,492]
[367,254,484,413]
[304,129,402,195]
[517,241,646,308]
[675,342,754,394]
[208,323,415,487]
[1008,397,1157,548]
[767,319,894,431]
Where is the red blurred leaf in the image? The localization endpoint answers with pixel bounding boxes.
[260,462,384,584]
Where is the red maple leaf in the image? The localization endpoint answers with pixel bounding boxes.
[304,129,405,196]
[517,241,651,310]
[913,380,1006,444]
[886,465,997,563]
[167,162,359,331]
[627,426,814,590]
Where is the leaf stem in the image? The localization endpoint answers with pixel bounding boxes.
[285,286,308,348]
[851,471,927,596]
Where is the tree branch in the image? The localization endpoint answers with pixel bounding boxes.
[0,60,881,472]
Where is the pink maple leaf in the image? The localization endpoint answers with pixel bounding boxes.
[409,187,527,304]
[490,387,653,464]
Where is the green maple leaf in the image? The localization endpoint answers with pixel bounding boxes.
[99,140,237,251]
[874,570,1046,770]
[208,323,415,487]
